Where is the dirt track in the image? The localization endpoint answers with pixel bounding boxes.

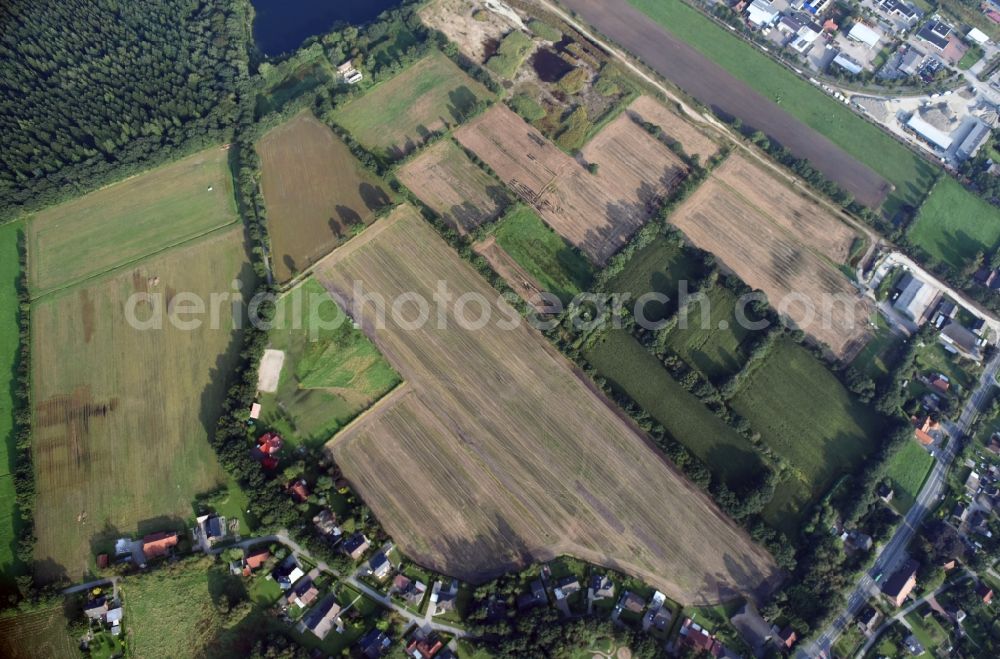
[558,0,891,208]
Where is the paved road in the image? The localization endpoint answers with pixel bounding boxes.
[555,0,892,207]
[804,351,1000,657]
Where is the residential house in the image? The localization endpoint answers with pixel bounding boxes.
[553,576,581,600]
[343,533,371,560]
[651,605,674,631]
[941,322,984,362]
[312,509,340,539]
[878,483,895,503]
[882,559,919,607]
[776,625,797,649]
[84,596,109,620]
[929,374,951,393]
[618,591,645,614]
[288,479,310,503]
[516,579,548,611]
[917,20,952,50]
[791,21,823,52]
[392,575,427,607]
[291,577,320,609]
[196,514,227,546]
[254,431,282,470]
[337,60,364,85]
[987,434,1000,455]
[302,595,342,640]
[678,618,720,654]
[406,633,444,659]
[877,0,920,25]
[589,574,615,601]
[367,551,393,581]
[952,502,969,522]
[272,559,305,590]
[913,415,941,445]
[976,581,994,603]
[846,530,874,552]
[243,547,270,575]
[106,606,123,636]
[141,531,178,562]
[857,606,882,633]
[358,628,392,658]
[973,267,1000,290]
[434,581,458,615]
[904,633,925,656]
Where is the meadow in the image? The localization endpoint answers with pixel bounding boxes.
[584,329,764,489]
[334,51,492,160]
[31,227,250,581]
[257,112,393,282]
[906,177,1000,272]
[27,147,238,296]
[255,43,335,117]
[605,234,704,323]
[628,0,937,212]
[122,555,258,658]
[0,222,22,588]
[663,285,753,382]
[257,278,401,449]
[491,205,594,304]
[732,339,885,500]
[883,441,934,513]
[0,601,79,659]
[318,206,779,604]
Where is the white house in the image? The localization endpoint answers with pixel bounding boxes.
[746,0,779,28]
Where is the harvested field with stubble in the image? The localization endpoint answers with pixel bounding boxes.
[31,227,252,582]
[714,155,860,264]
[317,205,779,604]
[669,166,872,359]
[398,139,511,234]
[625,95,719,162]
[455,105,683,264]
[257,112,393,282]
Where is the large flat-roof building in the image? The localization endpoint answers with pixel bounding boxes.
[893,273,940,323]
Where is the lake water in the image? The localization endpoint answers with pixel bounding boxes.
[252,0,403,57]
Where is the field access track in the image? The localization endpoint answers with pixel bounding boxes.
[316,205,779,604]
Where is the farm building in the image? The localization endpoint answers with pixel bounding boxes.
[893,273,940,323]
[833,52,864,75]
[967,27,990,46]
[140,531,178,561]
[940,322,984,361]
[955,118,991,162]
[906,113,954,151]
[848,23,882,48]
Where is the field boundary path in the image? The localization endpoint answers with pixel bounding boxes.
[804,350,1000,657]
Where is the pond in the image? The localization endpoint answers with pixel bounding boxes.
[252,0,403,58]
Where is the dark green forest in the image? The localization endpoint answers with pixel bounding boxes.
[0,0,248,219]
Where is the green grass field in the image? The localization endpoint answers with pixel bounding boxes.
[850,315,901,380]
[907,177,1000,272]
[732,339,885,497]
[663,285,752,382]
[334,51,492,159]
[0,601,79,659]
[28,146,238,296]
[0,222,22,590]
[914,340,981,393]
[492,205,594,304]
[31,227,251,582]
[606,234,704,323]
[123,555,261,658]
[629,0,937,212]
[585,329,764,488]
[884,441,934,513]
[258,278,400,449]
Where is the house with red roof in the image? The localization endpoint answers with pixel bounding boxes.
[243,548,270,575]
[141,531,178,561]
[288,479,310,503]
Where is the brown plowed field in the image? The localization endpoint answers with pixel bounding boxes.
[669,178,872,358]
[455,105,684,264]
[715,155,859,264]
[625,95,719,162]
[317,205,780,604]
[473,236,547,311]
[257,112,392,282]
[398,140,512,235]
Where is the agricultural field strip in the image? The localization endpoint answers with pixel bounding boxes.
[669,177,872,359]
[397,139,510,234]
[455,105,683,264]
[625,95,719,162]
[473,236,548,311]
[316,206,779,603]
[28,147,238,296]
[713,155,859,265]
[30,226,247,581]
